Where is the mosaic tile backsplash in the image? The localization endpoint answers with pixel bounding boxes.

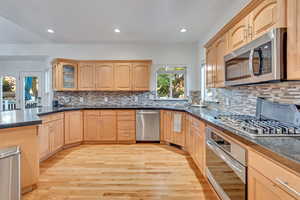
[207,81,300,116]
[54,91,190,106]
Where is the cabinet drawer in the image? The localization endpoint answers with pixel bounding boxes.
[248,150,300,197]
[118,130,135,140]
[117,110,135,116]
[84,110,100,116]
[41,113,64,123]
[100,110,116,116]
[118,121,135,130]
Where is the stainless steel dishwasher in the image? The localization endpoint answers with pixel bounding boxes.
[0,146,21,200]
[136,110,160,141]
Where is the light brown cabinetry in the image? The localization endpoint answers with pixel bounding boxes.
[64,111,83,145]
[39,113,64,160]
[287,0,300,80]
[161,110,185,147]
[187,116,206,174]
[117,110,136,142]
[132,63,150,91]
[249,0,279,40]
[206,46,216,89]
[114,63,132,90]
[52,61,78,91]
[215,35,227,88]
[229,16,250,51]
[78,63,95,90]
[53,59,151,91]
[248,150,300,200]
[100,111,117,141]
[0,126,39,192]
[95,63,115,90]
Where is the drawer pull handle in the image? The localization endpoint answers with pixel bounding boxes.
[275,178,300,197]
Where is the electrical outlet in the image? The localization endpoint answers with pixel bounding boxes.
[104,97,108,102]
[134,96,138,102]
[79,97,84,103]
[225,97,230,106]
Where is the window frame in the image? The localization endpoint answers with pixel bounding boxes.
[155,65,188,100]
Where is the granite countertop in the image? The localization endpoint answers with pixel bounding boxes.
[0,105,299,174]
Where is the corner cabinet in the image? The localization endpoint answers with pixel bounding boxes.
[52,61,78,91]
[287,0,300,80]
[64,111,83,145]
[52,59,151,91]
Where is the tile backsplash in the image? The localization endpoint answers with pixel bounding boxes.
[207,81,300,115]
[54,91,190,106]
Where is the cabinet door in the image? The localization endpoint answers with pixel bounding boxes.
[50,119,64,152]
[215,35,227,88]
[95,63,115,90]
[65,111,83,145]
[99,111,117,141]
[84,112,100,141]
[132,63,150,91]
[229,16,249,51]
[287,0,300,80]
[249,0,278,40]
[39,124,50,159]
[172,112,185,147]
[78,63,95,90]
[114,63,132,90]
[164,111,173,142]
[206,46,216,88]
[185,115,191,153]
[60,62,78,90]
[248,167,297,200]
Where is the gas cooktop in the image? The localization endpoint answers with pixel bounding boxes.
[216,114,300,137]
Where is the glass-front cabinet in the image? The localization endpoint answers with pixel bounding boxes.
[52,60,78,91]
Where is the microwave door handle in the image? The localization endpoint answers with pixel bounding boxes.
[249,49,255,76]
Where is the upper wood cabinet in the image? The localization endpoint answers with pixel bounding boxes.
[114,63,132,90]
[95,63,115,90]
[78,63,95,90]
[64,111,83,145]
[52,61,78,91]
[53,59,152,91]
[287,0,300,80]
[215,34,227,88]
[206,45,216,88]
[229,16,250,51]
[132,63,150,91]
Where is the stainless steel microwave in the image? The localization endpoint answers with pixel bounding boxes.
[224,28,287,86]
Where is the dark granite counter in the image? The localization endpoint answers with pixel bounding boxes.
[0,105,299,175]
[0,109,42,129]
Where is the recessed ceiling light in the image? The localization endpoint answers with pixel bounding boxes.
[114,28,120,33]
[180,28,187,33]
[47,29,55,34]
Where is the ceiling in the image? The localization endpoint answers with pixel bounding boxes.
[0,0,250,44]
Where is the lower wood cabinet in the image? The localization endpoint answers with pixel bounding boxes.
[0,126,39,193]
[65,111,83,145]
[161,110,185,147]
[248,150,300,200]
[39,113,64,160]
[83,110,136,143]
[187,115,206,174]
[117,110,136,142]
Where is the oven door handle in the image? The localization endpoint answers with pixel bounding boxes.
[206,140,246,183]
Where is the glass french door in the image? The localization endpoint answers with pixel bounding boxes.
[20,72,42,109]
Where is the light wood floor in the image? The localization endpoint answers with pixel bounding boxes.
[23,144,218,200]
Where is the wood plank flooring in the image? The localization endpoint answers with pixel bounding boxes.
[23,144,218,200]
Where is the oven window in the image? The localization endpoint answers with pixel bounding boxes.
[211,132,231,153]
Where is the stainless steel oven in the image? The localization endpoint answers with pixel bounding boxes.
[224,28,286,86]
[206,127,247,200]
